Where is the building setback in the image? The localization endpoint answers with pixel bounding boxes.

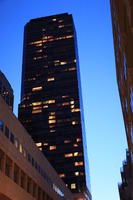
[18,13,91,200]
[0,70,14,111]
[110,0,133,199]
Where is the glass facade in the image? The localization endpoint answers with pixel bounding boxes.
[18,13,91,199]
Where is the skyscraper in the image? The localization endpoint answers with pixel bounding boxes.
[18,13,91,200]
[0,70,14,111]
[110,0,133,199]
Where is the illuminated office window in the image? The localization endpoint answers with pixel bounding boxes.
[60,61,67,65]
[48,120,56,124]
[36,143,42,147]
[32,102,42,106]
[76,138,81,143]
[74,162,83,167]
[49,146,56,150]
[47,77,55,82]
[32,109,42,114]
[19,144,23,154]
[59,173,65,178]
[32,86,42,91]
[64,140,71,144]
[64,153,73,158]
[71,183,76,189]
[75,172,79,176]
[71,108,80,113]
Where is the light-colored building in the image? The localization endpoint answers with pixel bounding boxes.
[0,96,74,200]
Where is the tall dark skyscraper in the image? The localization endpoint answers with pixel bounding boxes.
[18,13,91,200]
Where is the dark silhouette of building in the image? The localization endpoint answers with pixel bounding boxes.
[0,70,14,111]
[110,0,133,199]
[18,13,91,200]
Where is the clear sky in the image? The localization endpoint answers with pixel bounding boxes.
[0,0,127,200]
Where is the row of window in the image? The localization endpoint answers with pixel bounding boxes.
[0,148,52,200]
[0,119,65,199]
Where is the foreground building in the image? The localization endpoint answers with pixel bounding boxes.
[110,0,133,199]
[0,95,74,200]
[0,70,14,110]
[18,13,91,200]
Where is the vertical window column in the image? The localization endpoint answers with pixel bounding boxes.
[5,156,12,178]
[0,149,6,172]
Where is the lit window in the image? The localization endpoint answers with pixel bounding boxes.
[71,183,76,189]
[14,139,19,149]
[71,108,80,113]
[60,61,67,65]
[73,143,78,147]
[50,112,55,115]
[74,59,76,63]
[62,102,69,106]
[64,140,71,144]
[32,109,42,114]
[58,25,64,28]
[49,116,56,119]
[66,35,73,39]
[43,105,48,108]
[50,129,55,133]
[59,173,65,178]
[75,172,79,176]
[48,120,56,124]
[70,101,74,105]
[74,152,78,157]
[64,153,73,158]
[32,102,41,106]
[33,56,42,60]
[39,147,42,152]
[19,144,23,154]
[71,105,74,109]
[76,138,81,143]
[30,40,42,45]
[72,121,76,125]
[47,77,55,82]
[43,100,55,104]
[36,143,42,147]
[44,143,48,146]
[49,146,56,150]
[62,95,68,99]
[74,162,83,166]
[33,106,42,110]
[32,86,42,91]
[69,67,76,71]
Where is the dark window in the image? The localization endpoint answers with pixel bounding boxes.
[28,153,31,162]
[10,133,14,144]
[32,157,34,166]
[0,120,3,131]
[5,126,9,138]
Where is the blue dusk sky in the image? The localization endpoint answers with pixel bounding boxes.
[0,1,127,200]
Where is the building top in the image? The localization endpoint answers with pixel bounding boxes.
[0,70,14,110]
